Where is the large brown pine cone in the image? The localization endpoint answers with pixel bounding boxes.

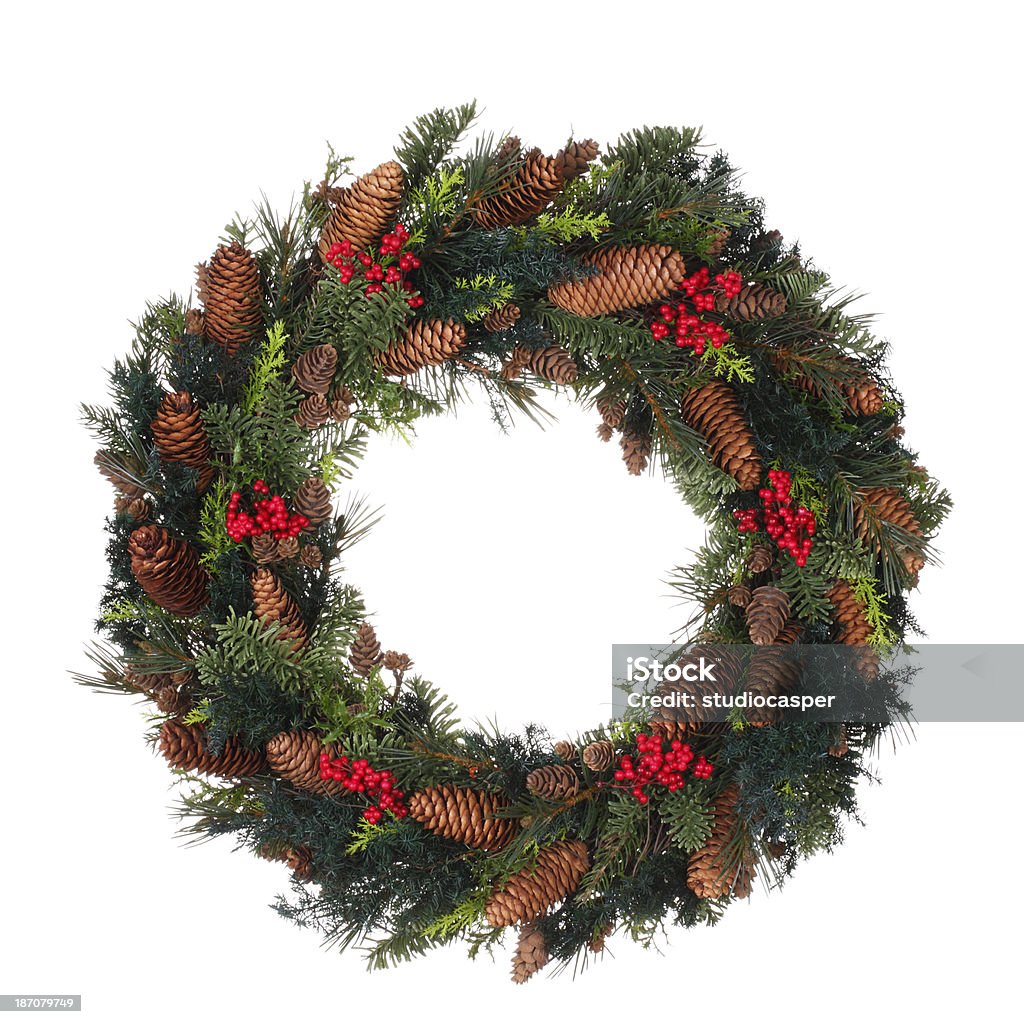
[680,382,762,491]
[508,345,578,384]
[150,391,214,491]
[512,922,549,984]
[715,282,787,321]
[745,586,790,645]
[556,139,599,181]
[318,161,404,258]
[95,448,146,499]
[789,354,884,417]
[552,740,576,761]
[687,785,755,899]
[485,840,590,926]
[526,764,580,800]
[472,148,565,229]
[408,785,517,851]
[854,486,923,546]
[251,534,279,564]
[265,730,344,795]
[159,720,264,778]
[743,647,801,727]
[620,425,652,476]
[827,580,879,681]
[196,242,262,355]
[548,244,686,317]
[376,320,467,377]
[482,303,521,333]
[293,477,332,527]
[291,344,338,395]
[250,568,308,652]
[129,525,209,617]
[650,646,744,735]
[581,739,614,772]
[349,622,382,676]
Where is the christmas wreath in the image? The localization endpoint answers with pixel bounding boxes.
[81,103,950,982]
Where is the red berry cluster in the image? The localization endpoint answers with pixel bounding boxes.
[733,469,816,567]
[323,222,425,308]
[612,733,713,804]
[649,269,743,355]
[319,751,408,823]
[225,480,311,543]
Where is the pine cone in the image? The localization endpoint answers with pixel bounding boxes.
[485,840,590,926]
[548,245,686,317]
[526,764,580,800]
[743,647,801,727]
[250,568,307,652]
[329,398,352,422]
[251,534,279,564]
[746,544,774,573]
[277,536,299,560]
[706,228,731,259]
[295,394,330,429]
[129,670,193,714]
[511,345,578,385]
[292,344,338,395]
[680,382,761,490]
[408,785,517,851]
[128,526,209,617]
[552,740,576,761]
[150,391,214,491]
[152,682,192,716]
[265,730,343,795]
[827,580,879,681]
[829,726,850,758]
[318,161,404,258]
[620,425,652,475]
[382,650,413,673]
[95,449,145,499]
[114,495,151,522]
[597,395,626,429]
[512,922,549,984]
[715,282,787,322]
[789,355,884,417]
[588,922,614,954]
[197,242,262,355]
[651,646,743,735]
[854,486,923,547]
[472,148,565,229]
[745,586,790,645]
[556,139,599,181]
[687,785,755,898]
[482,303,521,332]
[159,720,264,778]
[728,583,752,608]
[376,319,467,377]
[293,477,332,526]
[300,544,322,569]
[499,346,531,380]
[286,845,314,881]
[494,135,522,165]
[184,308,206,336]
[349,622,382,676]
[596,423,614,443]
[581,739,614,772]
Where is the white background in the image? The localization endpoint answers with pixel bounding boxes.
[2,2,1021,1021]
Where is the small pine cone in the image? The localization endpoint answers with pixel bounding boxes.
[286,845,314,882]
[775,620,803,645]
[153,682,191,716]
[829,726,850,758]
[276,536,299,560]
[292,344,338,395]
[651,646,743,735]
[715,282,787,322]
[382,650,413,673]
[581,739,614,772]
[827,580,879,681]
[129,525,209,617]
[159,720,264,778]
[789,355,884,417]
[620,425,652,476]
[265,730,343,795]
[485,840,590,927]
[150,390,214,491]
[548,244,686,317]
[350,622,382,676]
[596,423,613,442]
[728,583,752,608]
[494,135,522,164]
[687,785,755,899]
[526,764,580,800]
[513,345,578,385]
[95,449,145,499]
[329,399,352,422]
[552,740,576,761]
[745,586,790,645]
[680,382,761,491]
[295,394,330,429]
[706,228,731,259]
[293,477,333,527]
[318,161,405,258]
[743,647,801,727]
[376,319,467,377]
[251,534,279,564]
[472,148,565,229]
[597,395,626,429]
[556,138,599,181]
[300,544,322,569]
[512,922,549,984]
[197,242,262,355]
[482,303,521,332]
[747,544,773,573]
[500,346,531,380]
[854,486,923,549]
[588,922,614,954]
[115,495,151,522]
[184,308,206,336]
[408,785,517,851]
[250,568,308,653]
